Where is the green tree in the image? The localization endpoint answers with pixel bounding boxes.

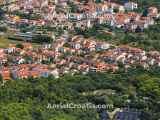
[0,103,32,120]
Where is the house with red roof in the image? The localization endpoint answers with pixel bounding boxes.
[0,67,11,80]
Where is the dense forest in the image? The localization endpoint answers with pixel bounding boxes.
[0,65,160,120]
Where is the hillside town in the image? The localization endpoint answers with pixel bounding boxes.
[0,0,159,39]
[0,0,159,80]
[0,34,160,80]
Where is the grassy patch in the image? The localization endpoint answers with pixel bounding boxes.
[0,36,41,48]
[0,36,22,48]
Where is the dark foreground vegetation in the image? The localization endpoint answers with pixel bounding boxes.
[0,65,160,120]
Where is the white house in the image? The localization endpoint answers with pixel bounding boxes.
[119,5,125,13]
[51,69,59,79]
[124,2,138,10]
[68,13,84,21]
